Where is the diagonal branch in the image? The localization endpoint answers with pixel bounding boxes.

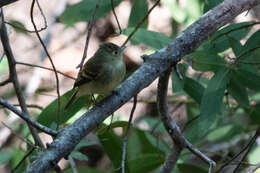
[24,0,260,172]
[0,98,58,136]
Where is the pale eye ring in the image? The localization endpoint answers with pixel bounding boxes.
[114,51,118,55]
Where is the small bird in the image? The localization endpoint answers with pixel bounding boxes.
[64,42,126,109]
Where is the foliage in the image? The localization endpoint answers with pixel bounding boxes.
[1,0,260,173]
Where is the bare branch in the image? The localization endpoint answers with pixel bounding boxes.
[0,0,19,8]
[0,98,58,136]
[0,8,44,147]
[77,0,101,70]
[16,61,76,80]
[121,95,137,173]
[30,0,61,130]
[24,0,260,172]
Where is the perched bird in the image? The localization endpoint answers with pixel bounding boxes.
[64,42,126,109]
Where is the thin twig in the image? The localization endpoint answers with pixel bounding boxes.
[0,78,11,86]
[30,0,61,130]
[5,21,47,33]
[11,148,36,173]
[122,0,160,46]
[16,61,76,80]
[0,98,58,136]
[68,156,78,173]
[77,0,101,70]
[12,103,43,110]
[111,0,122,34]
[121,95,137,173]
[233,127,260,173]
[0,8,44,147]
[1,122,36,147]
[215,126,260,173]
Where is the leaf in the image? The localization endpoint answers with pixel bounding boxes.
[191,50,226,72]
[60,0,123,26]
[183,77,205,104]
[238,29,260,62]
[203,0,224,13]
[227,36,243,57]
[228,73,249,108]
[8,20,29,35]
[98,123,165,172]
[37,89,92,127]
[246,104,260,124]
[70,151,88,161]
[232,68,260,91]
[207,22,253,53]
[243,29,260,52]
[0,149,15,165]
[128,153,165,173]
[186,68,231,141]
[121,28,172,49]
[178,163,207,173]
[128,0,148,28]
[97,123,124,170]
[127,128,165,173]
[64,166,107,173]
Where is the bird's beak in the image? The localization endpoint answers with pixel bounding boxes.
[120,45,126,52]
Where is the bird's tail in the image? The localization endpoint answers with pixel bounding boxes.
[64,89,79,110]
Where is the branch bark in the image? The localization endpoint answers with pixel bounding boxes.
[0,0,19,8]
[24,0,260,172]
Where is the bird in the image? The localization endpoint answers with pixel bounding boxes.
[64,42,126,109]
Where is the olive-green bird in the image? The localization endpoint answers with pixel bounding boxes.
[64,42,126,109]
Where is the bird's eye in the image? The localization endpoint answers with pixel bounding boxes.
[114,51,118,55]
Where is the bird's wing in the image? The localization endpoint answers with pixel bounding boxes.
[73,58,102,88]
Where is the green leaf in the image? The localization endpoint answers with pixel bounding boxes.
[37,89,92,127]
[207,22,253,53]
[227,36,243,57]
[98,123,165,172]
[191,50,226,72]
[8,20,29,35]
[60,0,123,26]
[121,28,172,49]
[232,68,260,91]
[243,29,260,52]
[127,128,165,173]
[64,166,107,173]
[203,0,224,13]
[238,29,260,62]
[207,125,241,142]
[97,123,124,170]
[183,77,205,104]
[128,153,165,173]
[178,163,207,173]
[186,68,231,141]
[228,74,249,108]
[246,104,260,124]
[0,149,15,165]
[128,0,148,28]
[70,151,88,161]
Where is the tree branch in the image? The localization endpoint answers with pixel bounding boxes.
[0,0,19,8]
[24,0,260,172]
[0,98,58,136]
[0,8,44,147]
